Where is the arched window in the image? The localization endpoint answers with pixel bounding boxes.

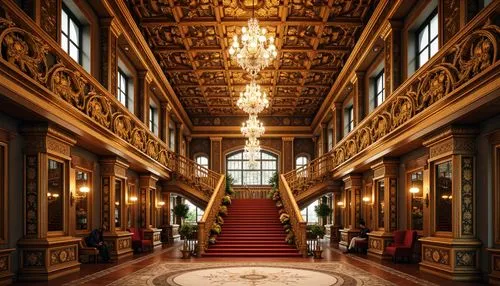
[227,150,278,186]
[195,155,209,177]
[296,155,309,177]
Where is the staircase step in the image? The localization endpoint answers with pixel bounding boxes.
[209,244,295,249]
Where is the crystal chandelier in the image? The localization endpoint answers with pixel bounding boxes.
[228,1,277,76]
[244,137,261,169]
[241,115,265,138]
[237,80,269,115]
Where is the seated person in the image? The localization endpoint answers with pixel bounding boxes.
[344,219,370,253]
[86,226,110,262]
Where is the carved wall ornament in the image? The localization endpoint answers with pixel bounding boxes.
[50,247,76,266]
[456,250,476,267]
[0,255,7,271]
[461,157,474,235]
[424,247,450,266]
[23,250,44,267]
[25,155,38,237]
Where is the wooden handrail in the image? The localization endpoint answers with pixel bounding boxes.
[279,174,307,257]
[197,175,226,256]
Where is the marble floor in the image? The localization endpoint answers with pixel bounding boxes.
[11,242,486,285]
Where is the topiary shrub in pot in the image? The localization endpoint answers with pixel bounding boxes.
[222,195,232,206]
[173,203,190,226]
[179,223,194,240]
[309,224,325,239]
[314,203,333,226]
[219,205,228,216]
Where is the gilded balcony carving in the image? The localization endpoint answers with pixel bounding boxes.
[0,4,223,199]
[282,11,499,196]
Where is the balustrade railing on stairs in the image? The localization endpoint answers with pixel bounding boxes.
[197,175,226,256]
[279,174,308,257]
[283,152,334,195]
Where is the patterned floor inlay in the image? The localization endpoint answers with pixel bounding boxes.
[108,262,396,286]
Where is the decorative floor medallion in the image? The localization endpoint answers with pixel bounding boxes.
[166,266,342,285]
[108,262,396,286]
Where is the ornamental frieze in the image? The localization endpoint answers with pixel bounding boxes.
[23,250,44,267]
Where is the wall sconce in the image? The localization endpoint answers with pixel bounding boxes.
[115,201,120,206]
[157,201,166,208]
[128,196,138,205]
[71,186,90,206]
[409,187,419,194]
[362,196,371,204]
[337,201,345,208]
[425,193,429,207]
[47,192,59,203]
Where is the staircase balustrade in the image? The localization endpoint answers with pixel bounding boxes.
[197,175,226,256]
[279,174,308,257]
[283,152,334,195]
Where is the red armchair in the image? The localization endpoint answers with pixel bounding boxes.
[129,227,153,253]
[385,230,417,263]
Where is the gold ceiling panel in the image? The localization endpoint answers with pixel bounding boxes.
[129,0,376,126]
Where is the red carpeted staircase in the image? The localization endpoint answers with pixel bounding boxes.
[203,199,302,257]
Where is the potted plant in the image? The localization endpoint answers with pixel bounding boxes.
[173,203,190,226]
[222,195,232,206]
[309,224,325,239]
[179,223,194,259]
[314,203,333,226]
[211,223,222,235]
[219,205,228,216]
[280,213,290,224]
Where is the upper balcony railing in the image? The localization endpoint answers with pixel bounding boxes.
[283,2,499,196]
[0,1,223,196]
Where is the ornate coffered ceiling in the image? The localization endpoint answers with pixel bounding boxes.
[128,0,376,126]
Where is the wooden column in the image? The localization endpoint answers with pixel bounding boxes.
[420,127,481,281]
[139,174,161,248]
[367,158,399,259]
[321,123,328,155]
[186,136,192,159]
[488,130,500,284]
[210,137,222,173]
[339,174,362,250]
[282,137,294,173]
[100,157,133,260]
[332,103,343,145]
[382,20,402,97]
[176,123,184,155]
[17,124,80,281]
[137,70,151,125]
[325,184,342,244]
[99,18,121,96]
[353,72,365,124]
[0,129,14,284]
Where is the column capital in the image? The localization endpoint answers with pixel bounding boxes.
[331,102,343,112]
[380,19,402,40]
[100,17,122,37]
[342,174,362,189]
[371,158,399,179]
[139,173,159,190]
[99,157,129,178]
[210,137,223,142]
[282,137,294,142]
[161,102,172,112]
